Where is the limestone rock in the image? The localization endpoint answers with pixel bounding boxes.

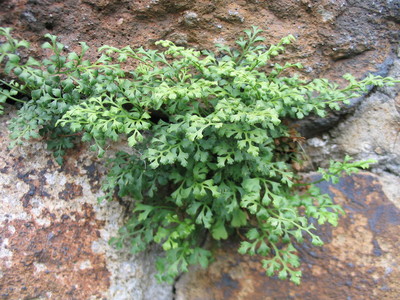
[0,106,172,300]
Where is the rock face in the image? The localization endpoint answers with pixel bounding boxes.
[174,55,400,300]
[175,172,400,299]
[0,0,398,80]
[305,58,400,175]
[0,0,400,299]
[0,106,172,299]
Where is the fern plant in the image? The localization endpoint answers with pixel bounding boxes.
[0,26,398,284]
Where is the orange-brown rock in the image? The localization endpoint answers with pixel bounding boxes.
[0,0,399,299]
[0,106,172,299]
[175,173,400,300]
[0,0,398,81]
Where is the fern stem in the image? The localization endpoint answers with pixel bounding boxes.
[0,90,25,103]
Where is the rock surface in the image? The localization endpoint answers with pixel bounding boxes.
[305,58,400,175]
[0,106,172,300]
[175,172,400,300]
[0,0,398,81]
[175,48,400,300]
[0,0,400,299]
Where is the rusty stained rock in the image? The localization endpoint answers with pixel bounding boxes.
[175,172,400,300]
[0,207,108,299]
[0,0,399,299]
[0,0,398,139]
[1,0,398,140]
[0,0,398,81]
[0,108,109,299]
[0,106,173,299]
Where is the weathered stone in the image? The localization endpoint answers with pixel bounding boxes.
[1,0,397,137]
[0,106,172,299]
[175,172,400,299]
[304,58,400,175]
[168,32,189,46]
[0,0,400,299]
[183,11,200,27]
[0,0,397,80]
[215,3,245,24]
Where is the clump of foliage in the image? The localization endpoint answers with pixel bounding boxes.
[0,26,398,284]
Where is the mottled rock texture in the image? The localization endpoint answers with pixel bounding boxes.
[0,0,399,299]
[0,106,172,299]
[175,54,400,300]
[175,172,400,300]
[0,0,398,80]
[305,58,400,175]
